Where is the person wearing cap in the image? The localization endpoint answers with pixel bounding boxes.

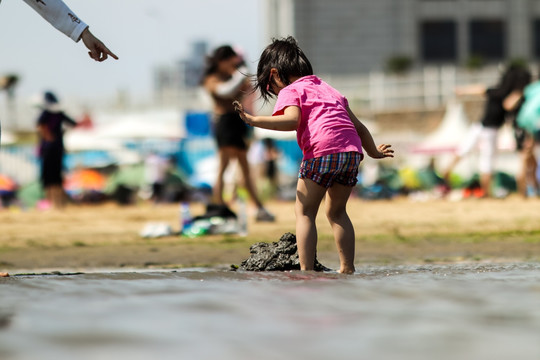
[36,91,77,209]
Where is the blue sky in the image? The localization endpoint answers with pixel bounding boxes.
[0,0,263,102]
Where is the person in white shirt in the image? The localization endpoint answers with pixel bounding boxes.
[21,0,118,62]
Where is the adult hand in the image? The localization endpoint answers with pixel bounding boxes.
[80,28,118,62]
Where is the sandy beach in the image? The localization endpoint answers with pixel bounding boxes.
[1,196,540,272]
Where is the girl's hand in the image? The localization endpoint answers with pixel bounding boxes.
[233,100,252,125]
[374,144,394,158]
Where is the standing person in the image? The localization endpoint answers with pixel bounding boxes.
[234,37,394,273]
[201,45,274,222]
[144,151,169,204]
[36,91,77,209]
[443,65,528,198]
[516,69,540,198]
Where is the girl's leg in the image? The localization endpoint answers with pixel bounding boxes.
[295,178,326,271]
[236,149,263,209]
[214,147,233,204]
[326,183,355,274]
[236,149,275,221]
[51,185,66,209]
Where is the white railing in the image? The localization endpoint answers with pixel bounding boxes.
[0,145,39,184]
[323,65,502,113]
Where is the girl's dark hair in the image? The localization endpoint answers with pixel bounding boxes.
[256,36,313,102]
[201,45,238,83]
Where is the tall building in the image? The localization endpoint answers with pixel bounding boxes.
[265,0,539,75]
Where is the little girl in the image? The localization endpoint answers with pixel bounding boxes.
[234,37,394,274]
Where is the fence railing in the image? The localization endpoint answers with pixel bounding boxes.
[0,145,39,184]
[323,65,501,113]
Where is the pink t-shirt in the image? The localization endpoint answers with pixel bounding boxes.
[273,75,363,160]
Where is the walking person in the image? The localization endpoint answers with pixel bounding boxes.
[443,64,530,197]
[234,37,394,273]
[201,45,274,221]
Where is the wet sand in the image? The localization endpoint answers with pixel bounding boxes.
[1,196,540,272]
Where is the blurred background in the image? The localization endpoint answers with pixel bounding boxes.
[1,0,538,208]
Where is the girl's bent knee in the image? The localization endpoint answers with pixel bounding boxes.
[326,208,347,222]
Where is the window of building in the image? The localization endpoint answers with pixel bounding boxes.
[469,19,505,60]
[533,19,540,58]
[421,20,457,62]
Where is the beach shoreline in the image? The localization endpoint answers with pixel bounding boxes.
[1,196,540,274]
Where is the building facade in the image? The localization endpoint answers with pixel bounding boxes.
[265,0,540,75]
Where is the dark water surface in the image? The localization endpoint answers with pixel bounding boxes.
[1,263,540,360]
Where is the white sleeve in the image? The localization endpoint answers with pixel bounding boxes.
[215,66,249,99]
[23,0,88,42]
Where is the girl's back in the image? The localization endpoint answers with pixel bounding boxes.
[273,75,362,160]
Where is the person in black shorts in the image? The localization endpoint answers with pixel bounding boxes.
[36,91,78,209]
[202,45,274,221]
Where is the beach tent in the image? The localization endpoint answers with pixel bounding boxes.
[99,119,184,140]
[411,100,470,154]
[97,109,186,140]
[64,128,123,152]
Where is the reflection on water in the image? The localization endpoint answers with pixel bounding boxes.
[1,263,540,360]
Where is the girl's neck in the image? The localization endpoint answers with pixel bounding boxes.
[289,76,301,83]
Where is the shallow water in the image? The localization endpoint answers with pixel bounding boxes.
[1,263,540,360]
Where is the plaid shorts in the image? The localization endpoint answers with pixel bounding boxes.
[299,152,363,188]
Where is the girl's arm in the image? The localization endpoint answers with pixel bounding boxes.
[347,106,393,159]
[234,102,299,131]
[454,84,487,97]
[214,67,249,99]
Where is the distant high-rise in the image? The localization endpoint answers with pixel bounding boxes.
[264,0,539,75]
